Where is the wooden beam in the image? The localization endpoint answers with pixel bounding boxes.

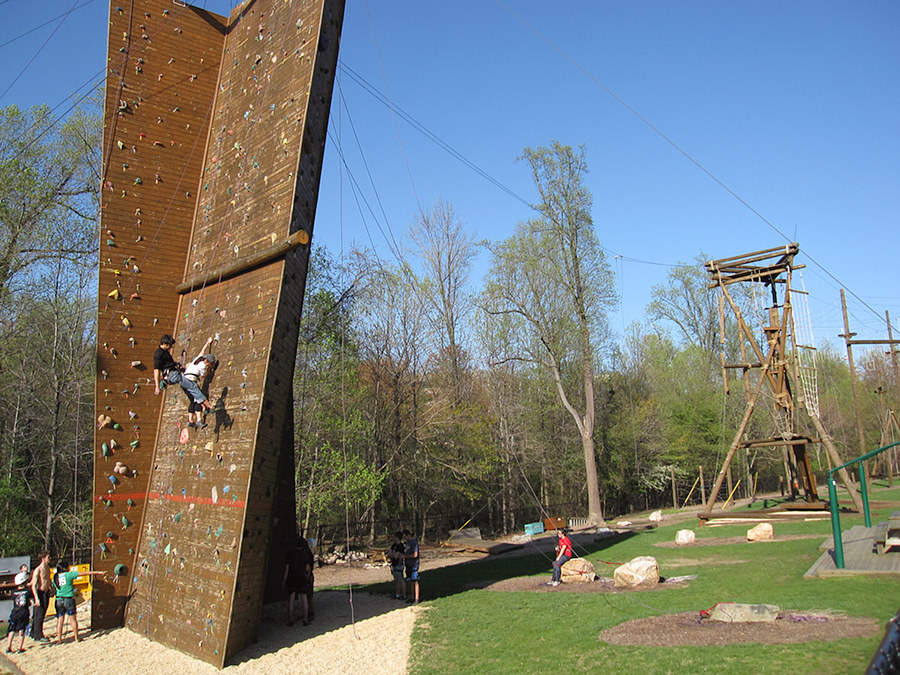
[175,229,309,294]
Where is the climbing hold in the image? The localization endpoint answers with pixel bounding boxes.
[121,515,131,529]
[130,360,142,368]
[108,289,122,301]
[126,498,135,509]
[101,442,111,457]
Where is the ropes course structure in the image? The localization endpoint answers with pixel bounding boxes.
[700,244,864,522]
[92,0,345,667]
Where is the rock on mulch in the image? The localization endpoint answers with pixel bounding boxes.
[467,576,690,593]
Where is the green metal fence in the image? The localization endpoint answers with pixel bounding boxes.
[827,440,900,569]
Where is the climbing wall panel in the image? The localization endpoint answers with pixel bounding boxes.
[93,0,226,630]
[93,0,346,668]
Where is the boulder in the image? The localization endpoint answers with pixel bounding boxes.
[452,527,482,540]
[649,510,663,522]
[747,522,774,541]
[675,529,696,546]
[614,556,659,588]
[561,557,596,583]
[708,602,780,623]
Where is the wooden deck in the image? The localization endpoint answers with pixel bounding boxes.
[805,524,900,577]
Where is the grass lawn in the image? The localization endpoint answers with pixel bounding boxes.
[345,486,900,673]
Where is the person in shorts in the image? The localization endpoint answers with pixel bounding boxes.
[402,529,420,604]
[53,561,105,643]
[6,572,31,653]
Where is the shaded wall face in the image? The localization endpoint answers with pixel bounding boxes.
[95,0,345,667]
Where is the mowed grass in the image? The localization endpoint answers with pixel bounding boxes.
[348,488,900,674]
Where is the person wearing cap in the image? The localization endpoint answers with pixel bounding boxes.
[183,336,218,429]
[6,571,32,653]
[547,528,573,587]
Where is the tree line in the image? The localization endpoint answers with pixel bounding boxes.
[1,103,896,557]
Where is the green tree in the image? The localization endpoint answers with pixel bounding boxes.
[483,141,615,525]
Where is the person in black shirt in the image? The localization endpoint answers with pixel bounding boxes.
[153,334,215,415]
[283,537,314,626]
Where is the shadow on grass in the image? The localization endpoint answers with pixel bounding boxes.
[340,531,639,602]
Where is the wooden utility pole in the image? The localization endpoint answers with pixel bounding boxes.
[840,289,868,458]
[699,465,706,506]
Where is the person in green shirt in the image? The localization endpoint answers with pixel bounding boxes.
[53,561,105,644]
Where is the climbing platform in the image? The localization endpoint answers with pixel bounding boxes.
[806,524,900,577]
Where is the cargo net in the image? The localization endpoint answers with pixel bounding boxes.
[793,273,819,418]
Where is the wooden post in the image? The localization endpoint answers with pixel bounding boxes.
[841,289,868,459]
[699,465,706,506]
[671,466,678,509]
[703,359,770,517]
[887,312,899,486]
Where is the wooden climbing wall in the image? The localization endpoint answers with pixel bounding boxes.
[93,0,345,667]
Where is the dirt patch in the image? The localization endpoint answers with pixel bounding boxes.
[654,533,822,548]
[468,576,689,593]
[599,612,882,646]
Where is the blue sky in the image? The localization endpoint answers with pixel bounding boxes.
[2,1,898,350]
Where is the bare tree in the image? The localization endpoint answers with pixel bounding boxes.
[407,198,477,405]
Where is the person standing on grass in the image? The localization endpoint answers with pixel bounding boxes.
[548,528,573,586]
[53,561,105,644]
[30,551,52,642]
[388,532,406,600]
[402,530,420,604]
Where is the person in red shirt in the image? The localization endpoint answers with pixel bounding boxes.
[548,528,573,586]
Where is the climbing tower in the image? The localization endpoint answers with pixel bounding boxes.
[701,244,863,519]
[93,0,344,666]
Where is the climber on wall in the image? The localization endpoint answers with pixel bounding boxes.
[183,336,218,429]
[152,334,215,419]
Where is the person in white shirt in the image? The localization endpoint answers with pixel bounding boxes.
[183,336,218,429]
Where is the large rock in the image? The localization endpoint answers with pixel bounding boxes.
[452,527,482,540]
[649,510,664,522]
[561,557,596,583]
[614,556,659,588]
[708,602,780,623]
[675,529,696,546]
[747,522,774,541]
